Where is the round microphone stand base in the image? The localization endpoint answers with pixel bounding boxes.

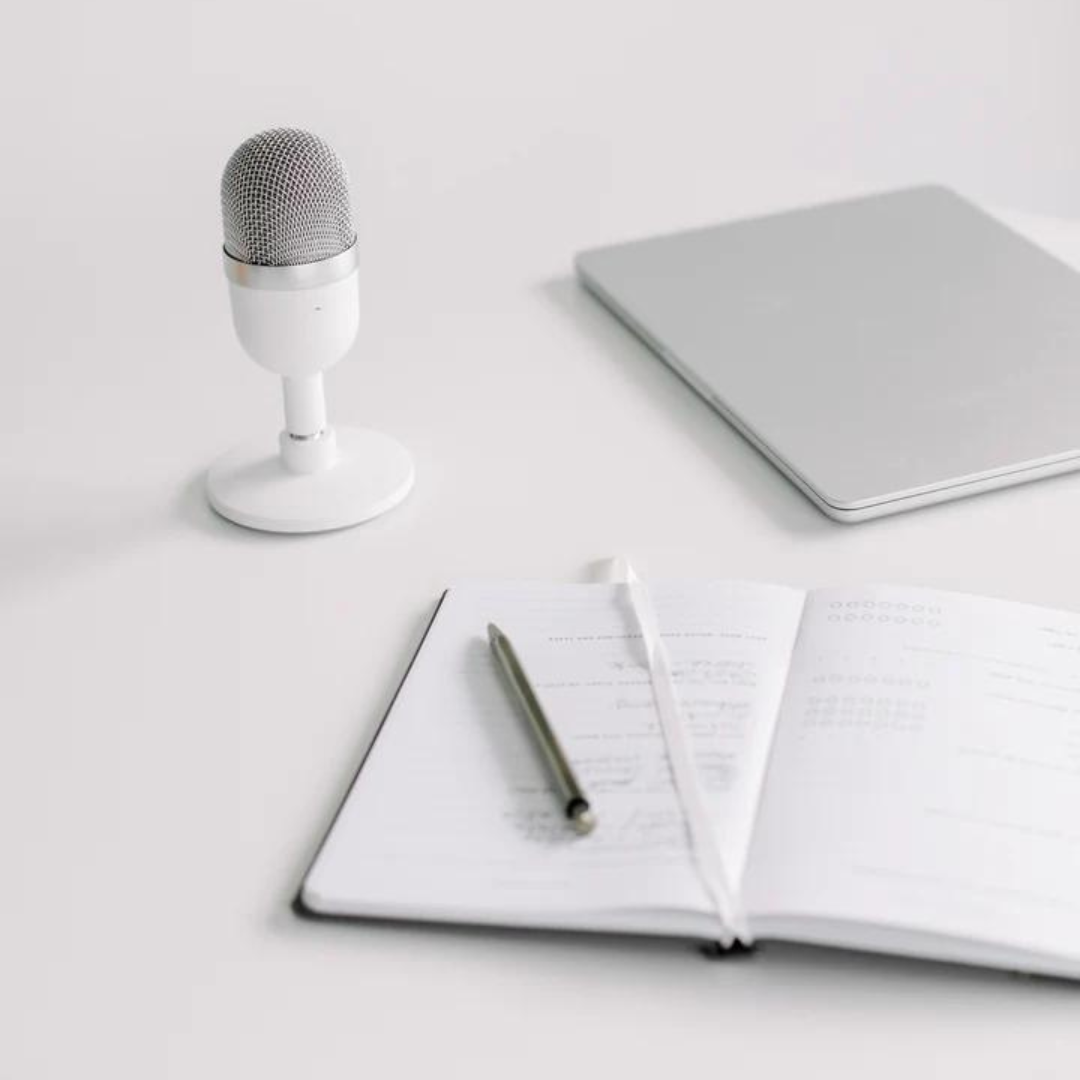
[206,426,414,534]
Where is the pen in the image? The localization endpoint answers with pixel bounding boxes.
[487,623,596,836]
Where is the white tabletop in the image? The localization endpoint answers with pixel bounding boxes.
[5,2,1080,1075]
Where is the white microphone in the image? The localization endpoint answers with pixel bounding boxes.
[206,128,414,533]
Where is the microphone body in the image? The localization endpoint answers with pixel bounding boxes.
[206,128,414,531]
[225,256,360,381]
[224,246,360,471]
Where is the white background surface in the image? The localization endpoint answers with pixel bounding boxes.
[4,1,1080,1075]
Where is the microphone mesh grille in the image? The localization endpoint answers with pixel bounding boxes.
[221,128,355,267]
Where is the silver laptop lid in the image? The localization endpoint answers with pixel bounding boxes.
[576,186,1080,520]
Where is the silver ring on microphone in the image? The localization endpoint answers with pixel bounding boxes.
[222,241,358,290]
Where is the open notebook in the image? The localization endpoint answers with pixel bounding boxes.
[300,581,1080,980]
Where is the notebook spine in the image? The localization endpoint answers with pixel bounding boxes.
[700,940,757,960]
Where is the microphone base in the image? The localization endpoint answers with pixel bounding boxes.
[206,426,414,534]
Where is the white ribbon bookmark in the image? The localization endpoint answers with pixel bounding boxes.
[606,557,751,948]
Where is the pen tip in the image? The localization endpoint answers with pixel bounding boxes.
[572,808,596,836]
[487,623,502,644]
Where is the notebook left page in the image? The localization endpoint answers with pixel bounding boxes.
[302,581,804,937]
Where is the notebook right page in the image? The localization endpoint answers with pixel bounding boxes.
[743,585,1080,961]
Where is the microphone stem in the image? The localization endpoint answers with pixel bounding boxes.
[282,374,327,438]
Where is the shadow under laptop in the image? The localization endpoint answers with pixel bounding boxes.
[539,275,836,538]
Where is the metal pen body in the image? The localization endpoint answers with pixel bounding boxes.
[488,623,595,835]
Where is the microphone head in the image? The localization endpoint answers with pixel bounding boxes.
[221,128,355,267]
